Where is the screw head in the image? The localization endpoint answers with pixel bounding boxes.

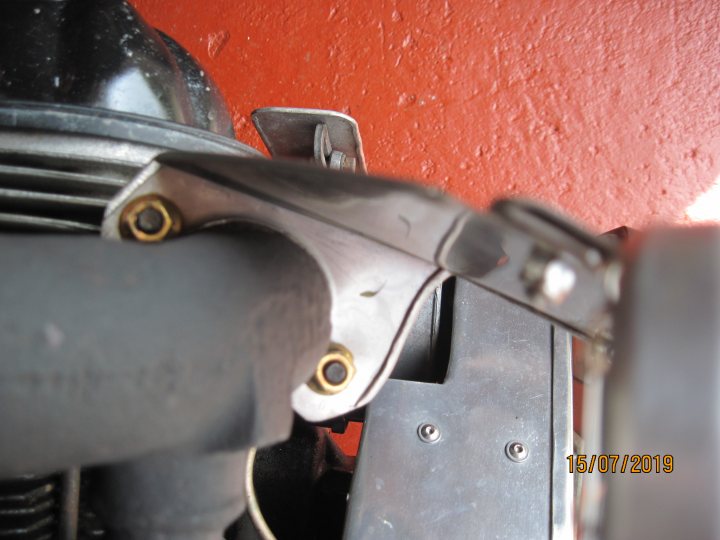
[505,441,529,462]
[417,423,441,444]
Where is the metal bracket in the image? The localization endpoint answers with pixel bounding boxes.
[102,154,618,421]
[102,155,445,421]
[252,107,367,173]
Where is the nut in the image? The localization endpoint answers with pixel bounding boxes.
[309,344,355,395]
[122,195,180,242]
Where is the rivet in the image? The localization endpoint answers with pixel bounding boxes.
[417,422,441,444]
[505,440,529,462]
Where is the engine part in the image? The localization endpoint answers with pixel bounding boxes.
[0,474,61,539]
[1,1,717,539]
[0,2,328,537]
[100,153,617,422]
[0,101,257,233]
[0,0,259,235]
[0,0,235,136]
[94,452,248,540]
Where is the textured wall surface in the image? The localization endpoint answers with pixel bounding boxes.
[130,0,720,232]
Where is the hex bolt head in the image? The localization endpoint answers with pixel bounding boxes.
[323,360,349,386]
[505,441,529,462]
[135,206,165,234]
[417,423,441,444]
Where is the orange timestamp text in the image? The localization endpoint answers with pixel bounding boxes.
[567,454,673,474]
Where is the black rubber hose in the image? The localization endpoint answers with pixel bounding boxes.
[0,230,331,476]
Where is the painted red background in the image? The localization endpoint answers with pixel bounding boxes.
[130,0,720,232]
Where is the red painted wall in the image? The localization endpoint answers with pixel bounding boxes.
[131,0,720,232]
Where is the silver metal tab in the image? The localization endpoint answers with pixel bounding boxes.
[252,107,367,172]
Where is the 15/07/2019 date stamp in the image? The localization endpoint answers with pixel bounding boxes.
[567,454,673,473]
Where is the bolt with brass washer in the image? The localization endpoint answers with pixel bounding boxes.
[121,195,182,242]
[309,344,356,395]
